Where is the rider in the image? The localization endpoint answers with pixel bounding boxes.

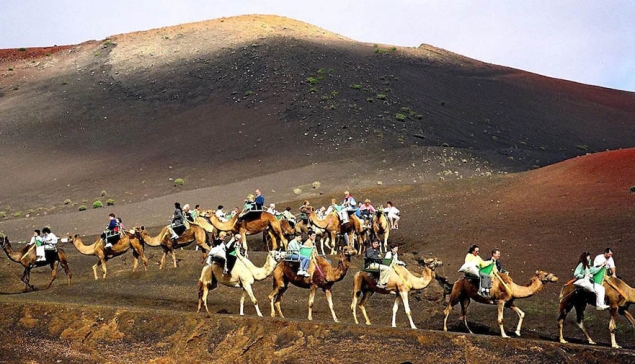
[384,201,400,229]
[28,229,45,262]
[281,207,296,227]
[41,227,58,255]
[267,203,279,216]
[491,248,507,274]
[183,204,195,223]
[365,240,391,289]
[573,251,610,310]
[207,233,241,275]
[384,243,406,266]
[169,202,185,240]
[358,199,376,222]
[287,233,310,277]
[254,189,265,210]
[339,191,357,226]
[593,248,616,278]
[102,213,119,248]
[464,245,495,298]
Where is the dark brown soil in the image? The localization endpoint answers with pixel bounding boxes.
[1,14,635,363]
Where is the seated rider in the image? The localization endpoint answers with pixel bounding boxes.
[573,251,609,310]
[207,233,242,275]
[28,229,46,262]
[267,203,279,216]
[364,240,391,289]
[101,213,119,248]
[491,248,507,274]
[183,204,194,223]
[169,202,185,240]
[385,243,406,266]
[463,245,495,298]
[287,233,310,277]
[254,189,265,210]
[243,194,256,211]
[385,201,400,230]
[358,199,376,221]
[281,207,296,227]
[338,191,357,226]
[41,227,58,252]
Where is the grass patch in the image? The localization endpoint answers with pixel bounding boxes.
[307,76,319,85]
[350,84,362,90]
[13,211,22,217]
[0,211,5,218]
[244,90,253,96]
[100,190,107,197]
[366,97,373,103]
[64,199,72,205]
[309,87,318,93]
[92,200,103,209]
[376,94,386,100]
[174,178,185,186]
[106,199,115,206]
[576,145,589,152]
[78,205,87,211]
[395,113,406,121]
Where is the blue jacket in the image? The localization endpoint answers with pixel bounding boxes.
[107,219,118,230]
[255,195,265,207]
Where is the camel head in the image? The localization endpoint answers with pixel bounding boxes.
[535,270,558,283]
[339,245,357,257]
[200,210,214,218]
[0,234,8,249]
[417,257,443,270]
[66,234,80,242]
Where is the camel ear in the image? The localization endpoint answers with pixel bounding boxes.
[535,270,540,275]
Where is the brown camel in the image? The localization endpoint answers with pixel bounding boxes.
[558,276,635,348]
[67,230,148,280]
[294,216,330,255]
[197,250,284,317]
[371,209,390,253]
[308,210,365,254]
[263,218,296,249]
[269,245,358,322]
[444,270,559,338]
[135,225,209,269]
[351,257,443,329]
[206,211,288,251]
[1,235,72,291]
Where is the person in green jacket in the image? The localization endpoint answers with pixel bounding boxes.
[573,251,609,310]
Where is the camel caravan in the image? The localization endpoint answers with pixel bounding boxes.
[3,188,635,350]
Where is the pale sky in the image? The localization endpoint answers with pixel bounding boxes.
[1,0,634,92]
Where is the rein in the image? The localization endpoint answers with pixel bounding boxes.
[604,276,628,300]
[391,262,412,289]
[493,271,512,294]
[21,244,36,260]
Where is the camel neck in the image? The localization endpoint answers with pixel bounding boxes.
[511,277,543,298]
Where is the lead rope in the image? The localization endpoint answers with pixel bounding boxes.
[391,262,412,290]
[21,244,36,260]
[493,271,512,295]
[604,276,627,300]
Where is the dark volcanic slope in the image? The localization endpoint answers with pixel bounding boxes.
[0,15,634,215]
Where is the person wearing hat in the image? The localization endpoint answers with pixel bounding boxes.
[358,198,376,222]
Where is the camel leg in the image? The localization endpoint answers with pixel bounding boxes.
[199,279,218,317]
[351,291,359,324]
[507,303,525,336]
[320,238,326,256]
[21,268,34,291]
[45,261,59,289]
[241,233,248,253]
[573,303,596,345]
[159,249,168,270]
[359,291,374,326]
[400,291,417,329]
[170,248,178,268]
[100,259,108,279]
[392,294,401,328]
[242,283,263,317]
[443,302,455,332]
[609,307,621,349]
[92,262,100,280]
[497,300,509,338]
[460,297,474,334]
[324,288,339,323]
[557,304,572,344]
[269,283,287,318]
[132,250,140,272]
[239,290,246,316]
[308,286,317,321]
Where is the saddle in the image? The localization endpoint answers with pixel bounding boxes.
[210,250,238,272]
[103,230,121,245]
[171,222,186,236]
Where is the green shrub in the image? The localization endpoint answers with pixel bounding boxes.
[78,205,87,211]
[630,186,635,193]
[27,209,35,215]
[416,114,423,120]
[366,97,373,103]
[18,47,26,52]
[0,211,5,218]
[329,104,336,110]
[401,107,411,113]
[92,200,103,209]
[350,84,362,90]
[321,95,330,101]
[12,85,19,90]
[64,199,72,205]
[244,90,253,96]
[13,211,22,217]
[395,113,406,121]
[576,145,589,152]
[100,190,107,197]
[309,87,318,93]
[106,199,115,206]
[390,47,397,52]
[174,178,185,186]
[376,94,386,100]
[307,77,319,85]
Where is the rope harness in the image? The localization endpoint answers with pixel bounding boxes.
[391,262,412,290]
[493,271,512,295]
[21,244,36,260]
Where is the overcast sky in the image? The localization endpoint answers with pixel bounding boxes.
[1,0,634,92]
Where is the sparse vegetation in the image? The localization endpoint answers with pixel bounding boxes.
[390,47,397,52]
[12,85,19,90]
[78,205,87,211]
[103,40,112,47]
[244,90,254,96]
[630,186,635,193]
[366,97,373,103]
[174,178,185,186]
[18,47,26,52]
[0,211,5,218]
[45,53,51,57]
[395,113,406,121]
[64,199,72,205]
[13,211,22,218]
[309,87,318,93]
[440,101,446,106]
[8,67,13,71]
[100,190,107,197]
[376,94,386,100]
[61,81,68,85]
[307,77,319,85]
[93,200,103,209]
[576,145,589,152]
[350,84,362,90]
[27,209,35,215]
[329,104,337,110]
[321,95,330,101]
[106,199,115,206]
[401,107,411,113]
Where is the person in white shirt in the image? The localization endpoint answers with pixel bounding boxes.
[384,201,400,229]
[267,203,279,216]
[384,243,406,266]
[215,205,228,222]
[594,248,616,278]
[41,227,58,251]
[28,229,46,261]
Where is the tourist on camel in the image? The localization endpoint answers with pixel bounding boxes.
[215,205,228,222]
[462,244,495,298]
[211,231,228,247]
[267,203,279,216]
[384,243,406,266]
[573,251,609,310]
[365,240,391,288]
[594,248,616,278]
[254,189,265,210]
[183,204,196,223]
[339,191,357,226]
[491,248,507,274]
[287,233,310,277]
[384,201,400,229]
[101,213,120,248]
[207,233,241,275]
[41,227,58,251]
[169,202,185,240]
[282,207,296,227]
[358,199,376,222]
[28,229,45,262]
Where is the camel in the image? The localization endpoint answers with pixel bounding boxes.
[269,245,358,322]
[444,270,559,338]
[558,276,635,348]
[135,225,209,269]
[263,218,296,248]
[206,211,288,251]
[371,209,390,253]
[1,235,72,291]
[308,210,366,255]
[67,230,148,280]
[197,250,284,317]
[294,216,331,256]
[351,257,443,329]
